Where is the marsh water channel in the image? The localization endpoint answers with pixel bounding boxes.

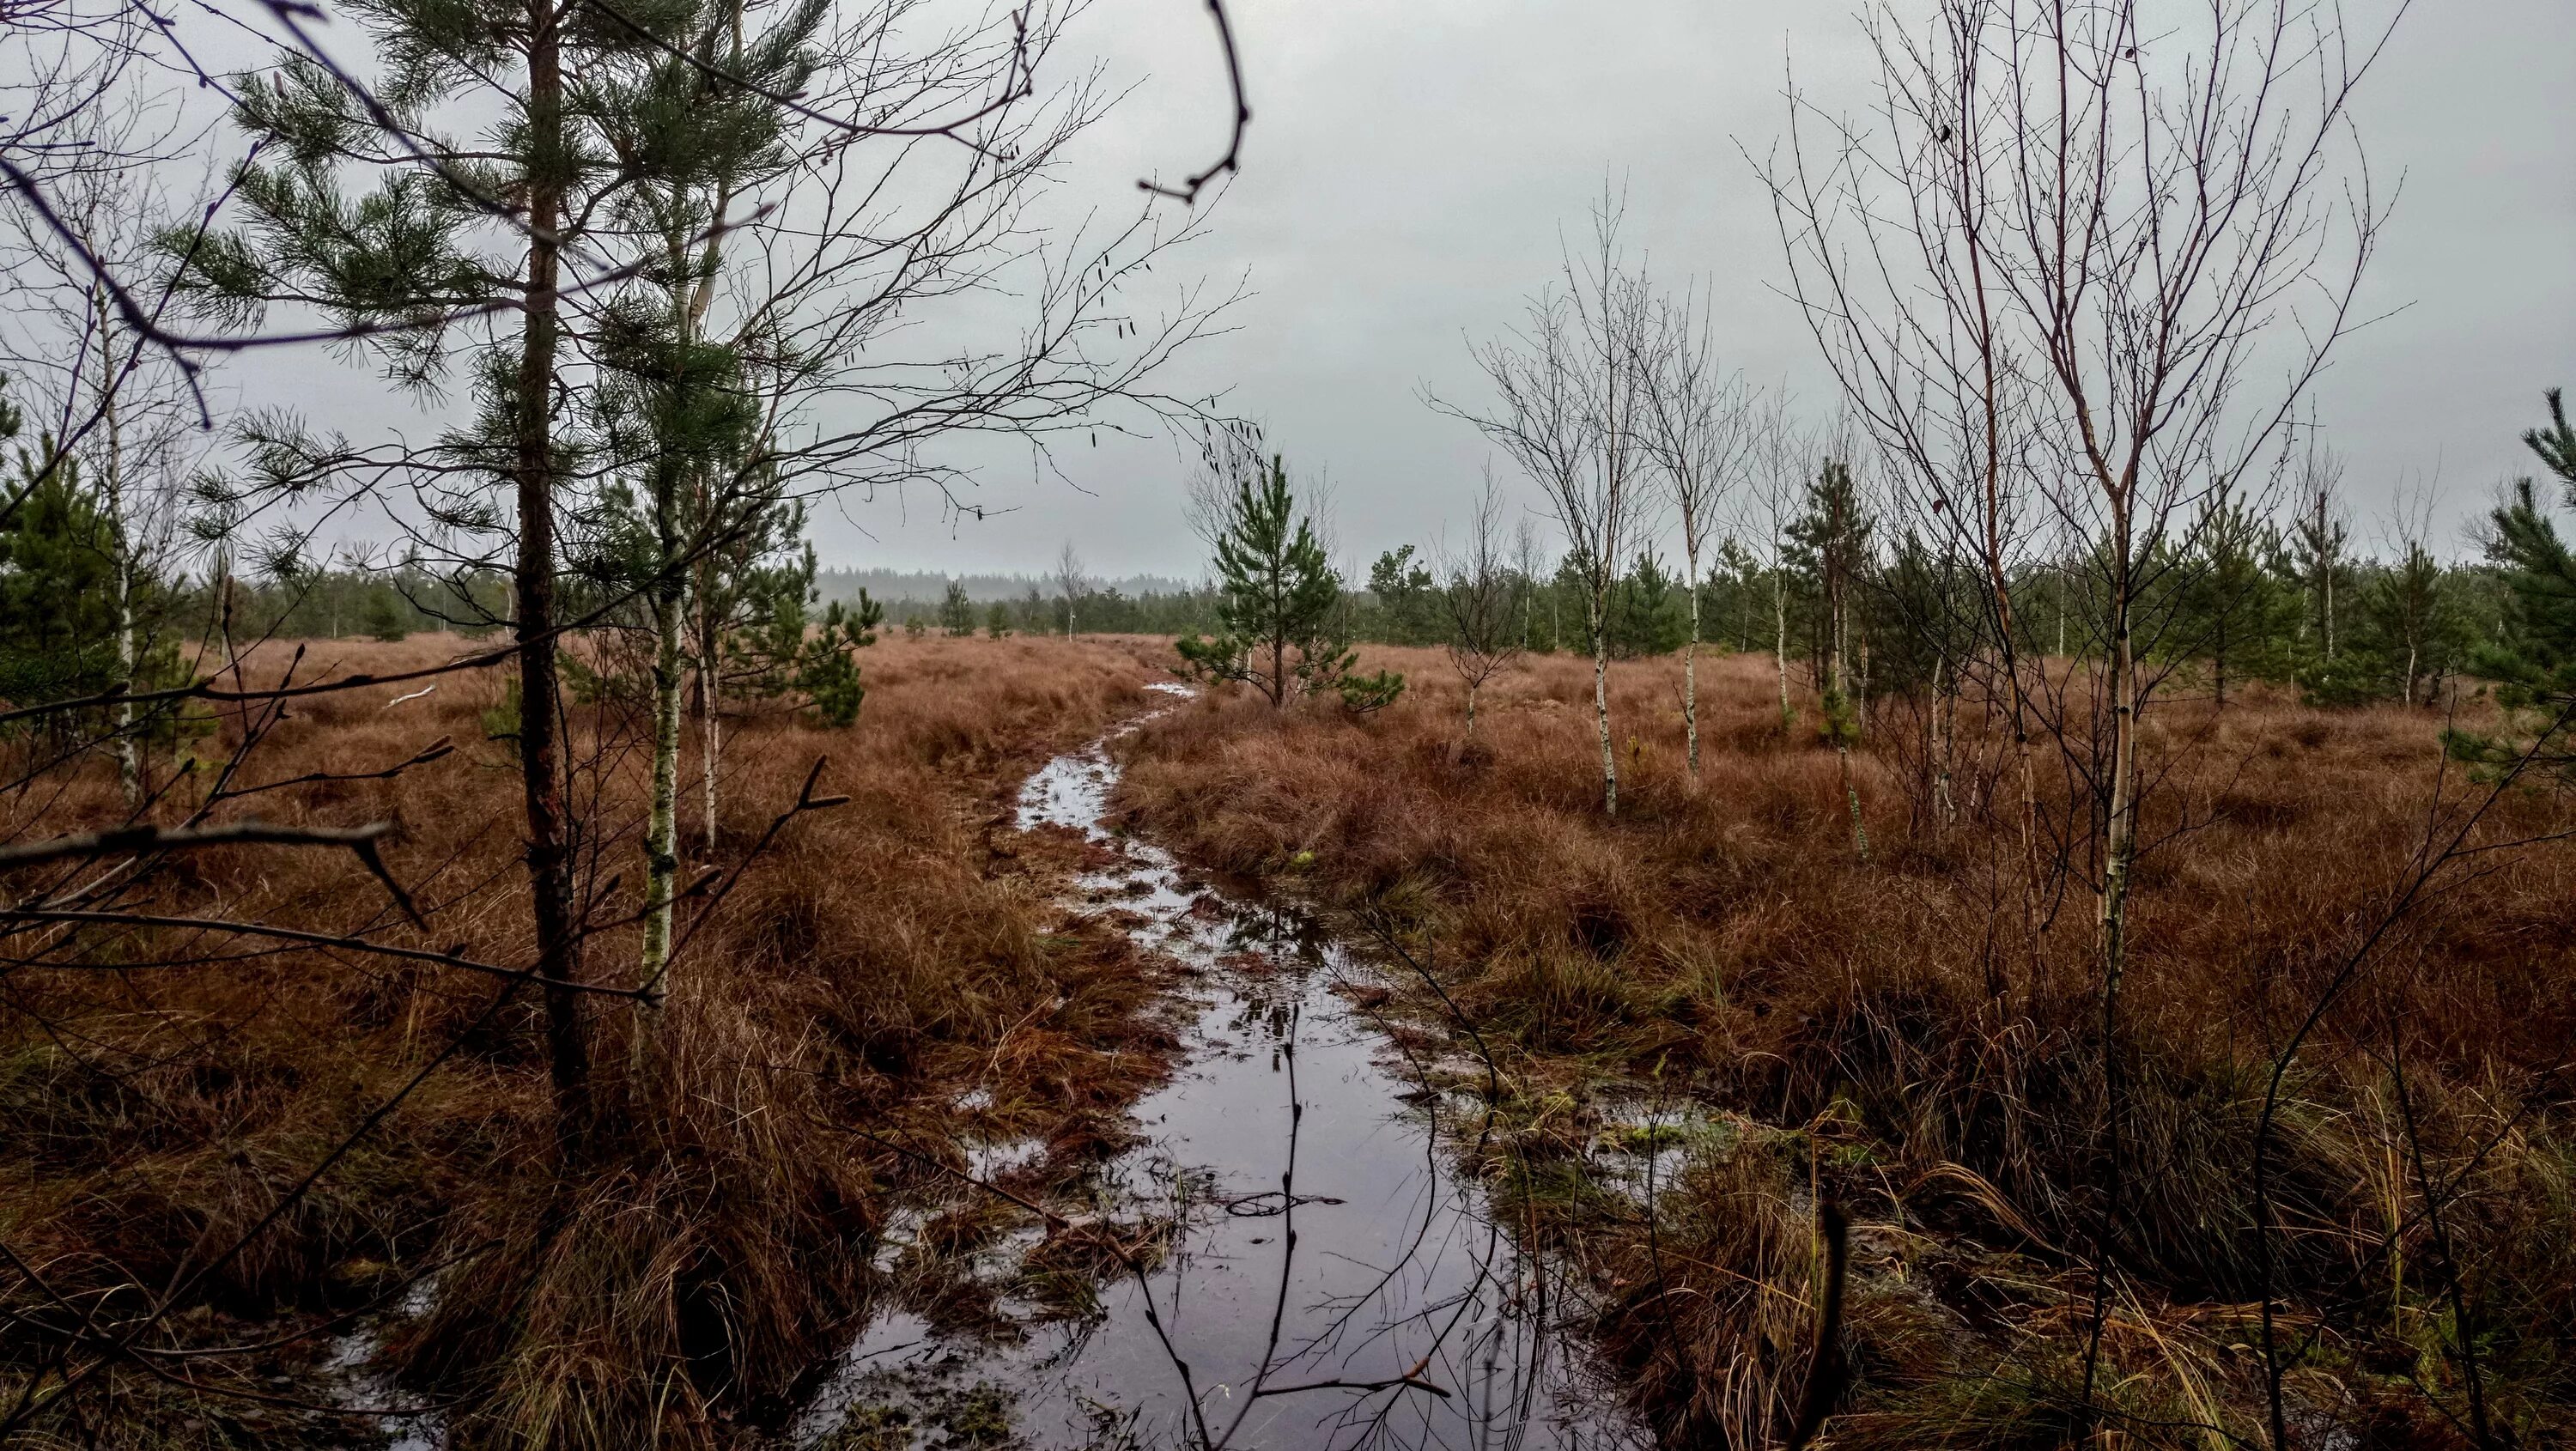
[790,696,1659,1451]
[325,695,1669,1450]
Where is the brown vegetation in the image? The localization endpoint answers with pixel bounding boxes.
[1117,646,2576,1448]
[2,633,1177,1448]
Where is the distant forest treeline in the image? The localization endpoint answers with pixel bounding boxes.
[0,402,2518,723]
[813,568,1197,610]
[95,522,2517,716]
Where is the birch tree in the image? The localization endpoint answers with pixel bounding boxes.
[2291,432,2352,664]
[0,94,205,806]
[1435,195,1649,814]
[1055,540,1090,637]
[1766,2,2398,1432]
[1432,471,1526,741]
[1636,288,1753,779]
[1743,394,1810,732]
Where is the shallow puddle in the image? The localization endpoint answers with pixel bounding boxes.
[797,702,1654,1451]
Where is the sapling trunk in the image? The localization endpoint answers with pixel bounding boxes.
[94,289,140,807]
[1683,558,1701,779]
[513,0,591,1150]
[2081,564,2142,1418]
[697,564,721,857]
[2215,616,2229,710]
[107,428,139,808]
[2102,615,2138,974]
[702,695,722,856]
[1590,591,1617,816]
[640,108,735,1043]
[639,491,685,1038]
[1773,573,1790,730]
[1839,741,1867,860]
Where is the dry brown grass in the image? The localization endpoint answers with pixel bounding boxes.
[1,631,1177,1448]
[1119,645,2576,1448]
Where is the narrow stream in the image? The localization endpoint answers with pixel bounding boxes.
[795,696,1656,1451]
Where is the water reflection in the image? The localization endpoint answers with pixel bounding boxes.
[797,715,1650,1451]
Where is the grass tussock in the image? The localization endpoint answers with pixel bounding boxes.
[2,632,1177,1448]
[1118,645,2576,1447]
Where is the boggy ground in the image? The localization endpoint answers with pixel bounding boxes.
[1,632,1188,1449]
[1115,645,2576,1449]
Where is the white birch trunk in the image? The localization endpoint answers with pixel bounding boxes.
[702,687,722,858]
[2102,586,2139,1034]
[1682,553,1700,780]
[696,569,723,859]
[1773,574,1790,729]
[1591,591,1617,816]
[1840,740,1867,860]
[639,564,684,1040]
[641,140,735,1029]
[93,290,141,806]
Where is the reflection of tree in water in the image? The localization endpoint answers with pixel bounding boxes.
[1119,963,1608,1451]
[807,732,1647,1451]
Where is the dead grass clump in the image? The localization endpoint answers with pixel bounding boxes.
[1581,1130,1820,1445]
[393,1011,877,1447]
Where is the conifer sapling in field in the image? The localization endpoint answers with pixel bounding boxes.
[796,591,883,729]
[1366,543,1437,645]
[1177,452,1401,711]
[939,578,976,636]
[2455,387,2576,774]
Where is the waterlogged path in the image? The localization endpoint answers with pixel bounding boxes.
[797,695,1654,1451]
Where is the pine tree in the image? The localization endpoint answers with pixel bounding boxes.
[584,285,769,1007]
[0,397,197,767]
[625,0,817,1017]
[1709,536,1765,654]
[1866,530,1979,828]
[362,592,409,643]
[1786,457,1874,734]
[2455,389,2576,771]
[939,579,976,636]
[1176,454,1401,710]
[2166,485,2294,707]
[1786,457,1874,856]
[1604,549,1687,659]
[793,592,881,727]
[168,0,752,1143]
[2358,540,2471,707]
[1366,543,1435,644]
[0,442,120,715]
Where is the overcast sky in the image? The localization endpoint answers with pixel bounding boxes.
[893,0,2576,582]
[224,0,2576,582]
